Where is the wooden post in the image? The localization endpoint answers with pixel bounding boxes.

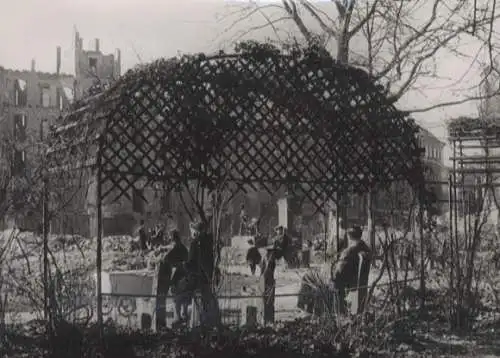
[418,195,426,311]
[452,140,460,314]
[42,175,52,350]
[336,203,340,254]
[260,250,276,324]
[459,141,467,239]
[240,287,258,327]
[96,143,104,340]
[246,306,258,327]
[367,189,376,258]
[448,174,454,288]
[42,178,49,322]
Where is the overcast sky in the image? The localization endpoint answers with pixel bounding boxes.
[1,0,493,161]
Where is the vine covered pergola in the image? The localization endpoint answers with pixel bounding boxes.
[46,43,425,330]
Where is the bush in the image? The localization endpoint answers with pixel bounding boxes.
[1,316,406,358]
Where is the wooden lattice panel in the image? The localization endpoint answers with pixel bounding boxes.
[52,50,423,212]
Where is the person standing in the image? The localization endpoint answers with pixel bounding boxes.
[272,226,290,261]
[136,219,148,251]
[246,240,262,276]
[155,243,172,330]
[186,221,220,327]
[331,225,371,314]
[167,230,190,325]
[239,204,248,235]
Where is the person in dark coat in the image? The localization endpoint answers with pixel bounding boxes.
[167,230,190,324]
[185,221,220,327]
[246,240,262,276]
[186,222,215,287]
[171,263,192,325]
[155,246,172,330]
[331,225,371,313]
[272,226,290,261]
[166,229,188,266]
[137,220,148,251]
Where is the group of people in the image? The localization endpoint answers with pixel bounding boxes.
[137,220,219,328]
[245,225,293,275]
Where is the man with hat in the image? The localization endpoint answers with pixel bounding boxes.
[330,225,371,314]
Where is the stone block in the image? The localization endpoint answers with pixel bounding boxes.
[230,235,255,249]
[245,306,258,327]
[96,269,155,296]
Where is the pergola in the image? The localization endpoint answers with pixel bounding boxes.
[447,116,500,236]
[46,44,425,332]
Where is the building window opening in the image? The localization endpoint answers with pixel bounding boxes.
[14,79,27,106]
[41,86,50,107]
[89,57,97,72]
[13,150,26,175]
[14,114,27,141]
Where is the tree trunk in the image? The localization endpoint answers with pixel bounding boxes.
[336,31,349,64]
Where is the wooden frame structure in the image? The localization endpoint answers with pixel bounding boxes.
[447,115,500,229]
[45,45,426,335]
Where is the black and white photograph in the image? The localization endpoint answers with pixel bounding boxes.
[1,0,500,357]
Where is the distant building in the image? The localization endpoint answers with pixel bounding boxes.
[74,31,121,99]
[418,125,447,209]
[0,52,76,223]
[340,124,447,228]
[0,30,121,232]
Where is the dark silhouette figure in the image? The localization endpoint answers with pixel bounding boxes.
[260,248,277,324]
[331,225,371,313]
[246,240,262,275]
[185,221,220,327]
[137,220,148,251]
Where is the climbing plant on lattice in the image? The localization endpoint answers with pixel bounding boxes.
[49,43,424,214]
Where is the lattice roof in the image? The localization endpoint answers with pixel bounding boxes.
[448,115,500,139]
[48,47,424,212]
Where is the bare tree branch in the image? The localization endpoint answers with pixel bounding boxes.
[348,0,380,38]
[282,0,313,42]
[407,92,500,113]
[222,0,500,113]
[300,0,337,38]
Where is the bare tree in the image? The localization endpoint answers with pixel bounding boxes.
[219,0,500,253]
[222,0,500,113]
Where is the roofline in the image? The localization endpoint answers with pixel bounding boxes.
[0,66,74,79]
[417,124,445,147]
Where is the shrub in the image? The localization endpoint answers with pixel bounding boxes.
[1,315,410,358]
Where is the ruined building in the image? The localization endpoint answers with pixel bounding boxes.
[0,31,121,233]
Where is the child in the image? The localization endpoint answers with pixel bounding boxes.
[246,240,262,276]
